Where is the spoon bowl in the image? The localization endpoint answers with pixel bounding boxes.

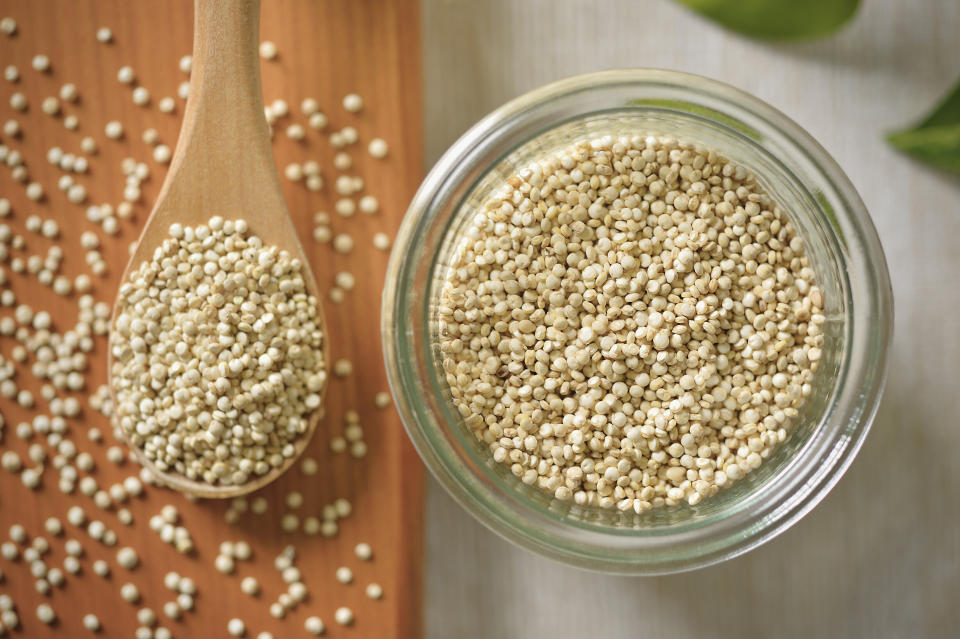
[108,0,326,498]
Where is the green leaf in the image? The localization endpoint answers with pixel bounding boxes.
[887,79,960,175]
[676,0,859,40]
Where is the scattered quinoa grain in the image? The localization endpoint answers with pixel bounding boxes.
[21,468,40,489]
[42,96,60,115]
[227,617,246,636]
[333,152,352,170]
[26,182,43,201]
[132,86,150,106]
[329,436,347,453]
[334,271,355,290]
[9,92,26,111]
[342,93,363,113]
[116,547,138,569]
[164,571,181,591]
[63,556,81,574]
[47,567,64,586]
[285,491,303,509]
[333,359,352,378]
[302,516,321,535]
[372,232,391,250]
[136,608,156,627]
[121,582,140,603]
[358,195,379,214]
[104,121,123,139]
[162,601,180,620]
[350,441,368,458]
[270,99,288,117]
[177,593,193,611]
[215,554,235,574]
[313,226,331,243]
[305,616,325,635]
[251,497,268,514]
[234,540,252,560]
[259,40,277,59]
[80,477,98,496]
[340,126,358,144]
[44,518,62,536]
[285,123,305,140]
[301,457,318,475]
[300,97,319,115]
[287,582,307,602]
[374,391,391,409]
[93,490,111,509]
[160,504,180,524]
[67,506,86,526]
[60,83,78,102]
[83,613,100,631]
[354,542,372,560]
[32,55,51,72]
[240,576,259,595]
[9,524,26,543]
[36,603,55,624]
[334,498,352,518]
[308,112,328,130]
[281,514,299,532]
[117,66,135,84]
[368,138,388,159]
[332,233,353,254]
[153,144,171,163]
[335,197,356,216]
[179,577,196,595]
[334,606,353,626]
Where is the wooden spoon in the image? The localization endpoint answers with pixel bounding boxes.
[108,0,326,498]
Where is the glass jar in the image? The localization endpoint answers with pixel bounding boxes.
[383,69,893,574]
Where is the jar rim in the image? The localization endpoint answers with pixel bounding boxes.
[383,69,893,574]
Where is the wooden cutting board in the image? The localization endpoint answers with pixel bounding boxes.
[0,1,424,637]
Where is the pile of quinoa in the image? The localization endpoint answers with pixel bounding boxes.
[438,135,824,511]
[110,218,326,487]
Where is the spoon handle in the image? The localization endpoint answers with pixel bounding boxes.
[155,0,283,226]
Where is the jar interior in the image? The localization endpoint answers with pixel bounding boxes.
[423,108,848,532]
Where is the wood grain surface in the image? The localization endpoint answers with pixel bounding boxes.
[0,1,424,637]
[422,1,960,638]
